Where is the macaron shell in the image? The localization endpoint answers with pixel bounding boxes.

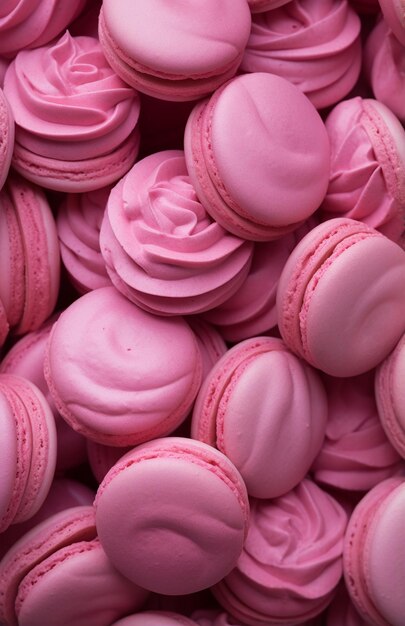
[0,88,14,190]
[0,391,18,527]
[0,185,25,328]
[15,539,149,626]
[111,612,199,626]
[378,0,405,45]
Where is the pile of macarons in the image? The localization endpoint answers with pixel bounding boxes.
[0,1,405,625]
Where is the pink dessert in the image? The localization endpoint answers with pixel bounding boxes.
[57,186,111,294]
[0,506,148,626]
[377,0,405,45]
[110,613,199,626]
[184,72,330,241]
[44,286,202,446]
[364,17,405,125]
[277,218,405,376]
[321,96,405,243]
[0,174,60,336]
[191,336,327,499]
[0,87,14,190]
[98,0,252,101]
[100,150,254,315]
[375,330,405,458]
[0,317,87,471]
[186,318,227,382]
[3,32,141,192]
[0,0,86,57]
[248,0,293,13]
[95,437,250,595]
[213,479,348,625]
[0,374,57,534]
[241,0,362,109]
[86,440,131,484]
[311,372,403,492]
[343,476,405,626]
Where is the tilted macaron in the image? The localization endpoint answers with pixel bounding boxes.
[213,479,348,625]
[321,96,405,243]
[343,476,405,626]
[375,330,405,458]
[95,437,250,595]
[0,506,148,626]
[98,0,251,101]
[277,218,405,377]
[191,336,328,499]
[3,32,141,192]
[0,374,57,533]
[184,72,330,241]
[44,286,202,446]
[100,150,254,315]
[241,0,362,109]
[0,87,14,190]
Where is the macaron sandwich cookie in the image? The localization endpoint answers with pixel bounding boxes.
[0,88,14,191]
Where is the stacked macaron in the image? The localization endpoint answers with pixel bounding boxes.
[1,1,405,625]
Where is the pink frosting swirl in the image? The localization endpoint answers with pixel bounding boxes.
[321,97,405,242]
[100,150,253,315]
[311,373,403,492]
[0,0,86,57]
[213,479,348,625]
[57,186,111,294]
[241,0,362,108]
[3,32,140,161]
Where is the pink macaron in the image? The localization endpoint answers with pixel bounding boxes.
[57,185,112,294]
[240,0,362,109]
[184,72,330,241]
[98,0,252,101]
[0,373,57,534]
[321,96,405,243]
[375,330,405,458]
[3,32,141,192]
[186,318,227,382]
[100,150,254,315]
[277,217,405,377]
[0,505,149,626]
[110,612,200,626]
[343,476,405,626]
[0,87,14,190]
[191,336,328,499]
[213,479,348,625]
[377,0,405,45]
[44,286,203,446]
[95,436,250,595]
[311,372,403,492]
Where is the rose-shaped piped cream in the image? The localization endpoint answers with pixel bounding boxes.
[57,186,111,294]
[241,0,362,109]
[3,32,141,191]
[0,0,86,57]
[213,479,348,625]
[100,150,254,315]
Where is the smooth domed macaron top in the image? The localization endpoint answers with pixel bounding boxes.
[111,612,199,626]
[101,0,251,76]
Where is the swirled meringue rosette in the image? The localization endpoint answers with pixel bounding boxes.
[213,479,348,625]
[57,186,111,294]
[3,32,141,192]
[241,0,362,109]
[100,150,254,316]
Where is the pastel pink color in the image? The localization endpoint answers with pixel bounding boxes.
[375,330,405,458]
[111,612,199,626]
[0,317,87,471]
[0,57,9,86]
[57,186,111,294]
[191,336,327,499]
[364,18,405,124]
[0,0,86,57]
[186,318,227,381]
[0,374,57,534]
[311,372,403,491]
[95,437,250,595]
[248,0,293,13]
[0,87,14,190]
[44,286,202,446]
[202,235,295,341]
[378,0,405,45]
[0,506,148,626]
[277,218,405,377]
[0,174,60,335]
[213,479,348,625]
[3,32,141,192]
[241,0,362,109]
[98,0,251,101]
[100,150,253,315]
[343,476,405,626]
[321,96,405,243]
[184,72,330,241]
